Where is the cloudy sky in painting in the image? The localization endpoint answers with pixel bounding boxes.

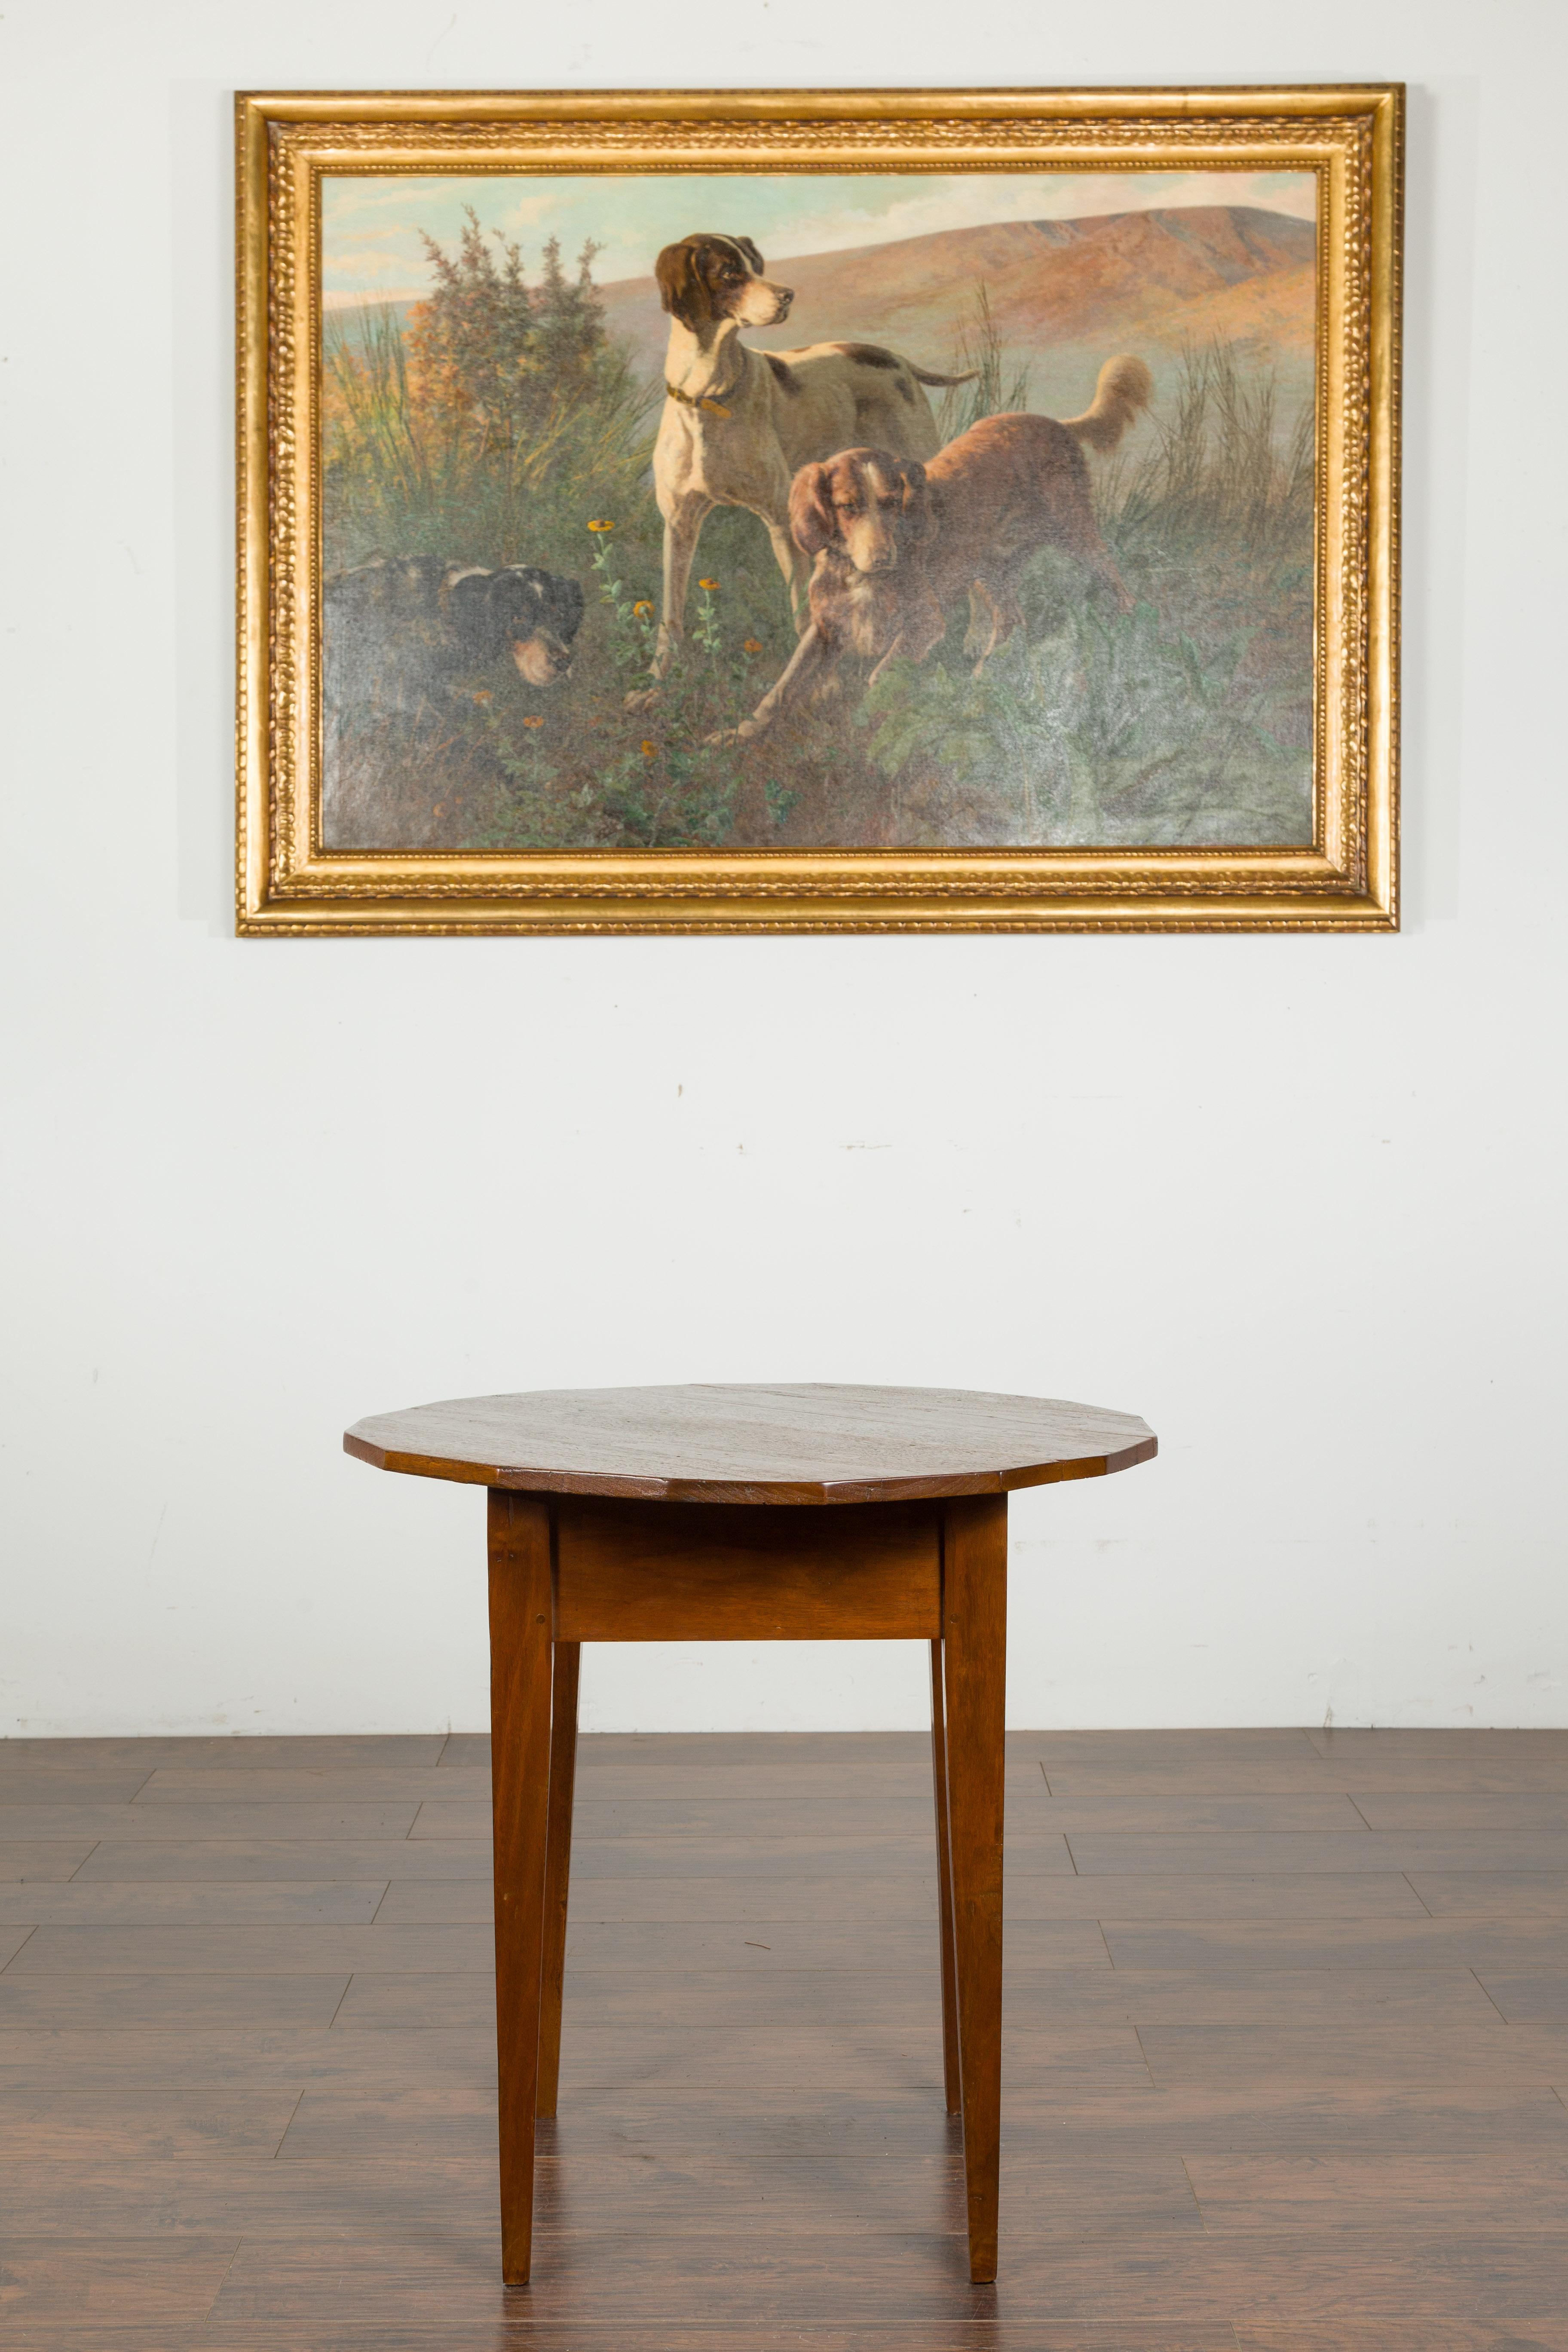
[321,168,1317,306]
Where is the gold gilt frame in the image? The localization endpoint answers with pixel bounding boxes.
[236,86,1402,935]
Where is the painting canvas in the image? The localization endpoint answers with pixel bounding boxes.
[238,90,1400,930]
[321,166,1318,855]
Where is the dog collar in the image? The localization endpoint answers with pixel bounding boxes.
[665,379,734,419]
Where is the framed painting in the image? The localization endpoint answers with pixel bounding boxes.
[236,85,1401,933]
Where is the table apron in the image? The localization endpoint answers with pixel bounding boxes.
[552,1496,942,1642]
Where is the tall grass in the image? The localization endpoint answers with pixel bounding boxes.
[1096,337,1314,565]
[934,285,1032,443]
[323,302,655,576]
[860,337,1317,849]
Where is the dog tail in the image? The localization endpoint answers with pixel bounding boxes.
[907,364,981,387]
[1062,355,1154,452]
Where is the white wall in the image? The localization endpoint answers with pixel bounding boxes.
[2,1,1564,1738]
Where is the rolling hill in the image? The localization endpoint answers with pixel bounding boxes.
[595,205,1316,421]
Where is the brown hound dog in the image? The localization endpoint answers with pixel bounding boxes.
[630,232,974,707]
[714,356,1153,744]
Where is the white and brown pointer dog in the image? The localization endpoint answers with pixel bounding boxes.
[629,232,974,706]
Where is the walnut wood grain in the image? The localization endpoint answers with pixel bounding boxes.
[345,1382,1155,1503]
[486,1490,554,2285]
[928,1641,961,2119]
[536,1642,580,2121]
[554,1498,940,1641]
[342,1382,1154,2288]
[939,1492,1008,2282]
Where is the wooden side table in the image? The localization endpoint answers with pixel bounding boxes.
[345,1383,1156,2285]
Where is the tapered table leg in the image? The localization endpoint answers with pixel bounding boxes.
[487,1489,555,2285]
[929,1636,961,2115]
[941,1492,1008,2284]
[536,1639,580,2118]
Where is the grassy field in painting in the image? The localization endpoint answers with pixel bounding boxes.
[321,214,1314,854]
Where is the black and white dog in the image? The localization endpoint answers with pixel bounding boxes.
[325,555,586,715]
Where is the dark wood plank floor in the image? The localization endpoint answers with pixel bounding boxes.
[2,1728,1567,2349]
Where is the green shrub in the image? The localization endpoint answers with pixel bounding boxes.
[322,214,657,582]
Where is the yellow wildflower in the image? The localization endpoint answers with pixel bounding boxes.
[587,518,615,532]
[633,600,653,619]
[522,715,545,730]
[640,739,658,757]
[742,637,762,654]
[697,578,718,591]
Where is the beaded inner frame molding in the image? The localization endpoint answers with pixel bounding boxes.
[236,87,1401,935]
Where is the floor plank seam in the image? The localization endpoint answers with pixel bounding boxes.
[1179,2150,1209,2232]
[1470,1965,1510,2023]
[1131,2023,1158,2089]
[270,2086,308,2157]
[196,2233,244,2331]
[1,1923,38,1973]
[1344,1793,1376,1831]
[1402,1869,1435,1916]
[65,1841,100,1882]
